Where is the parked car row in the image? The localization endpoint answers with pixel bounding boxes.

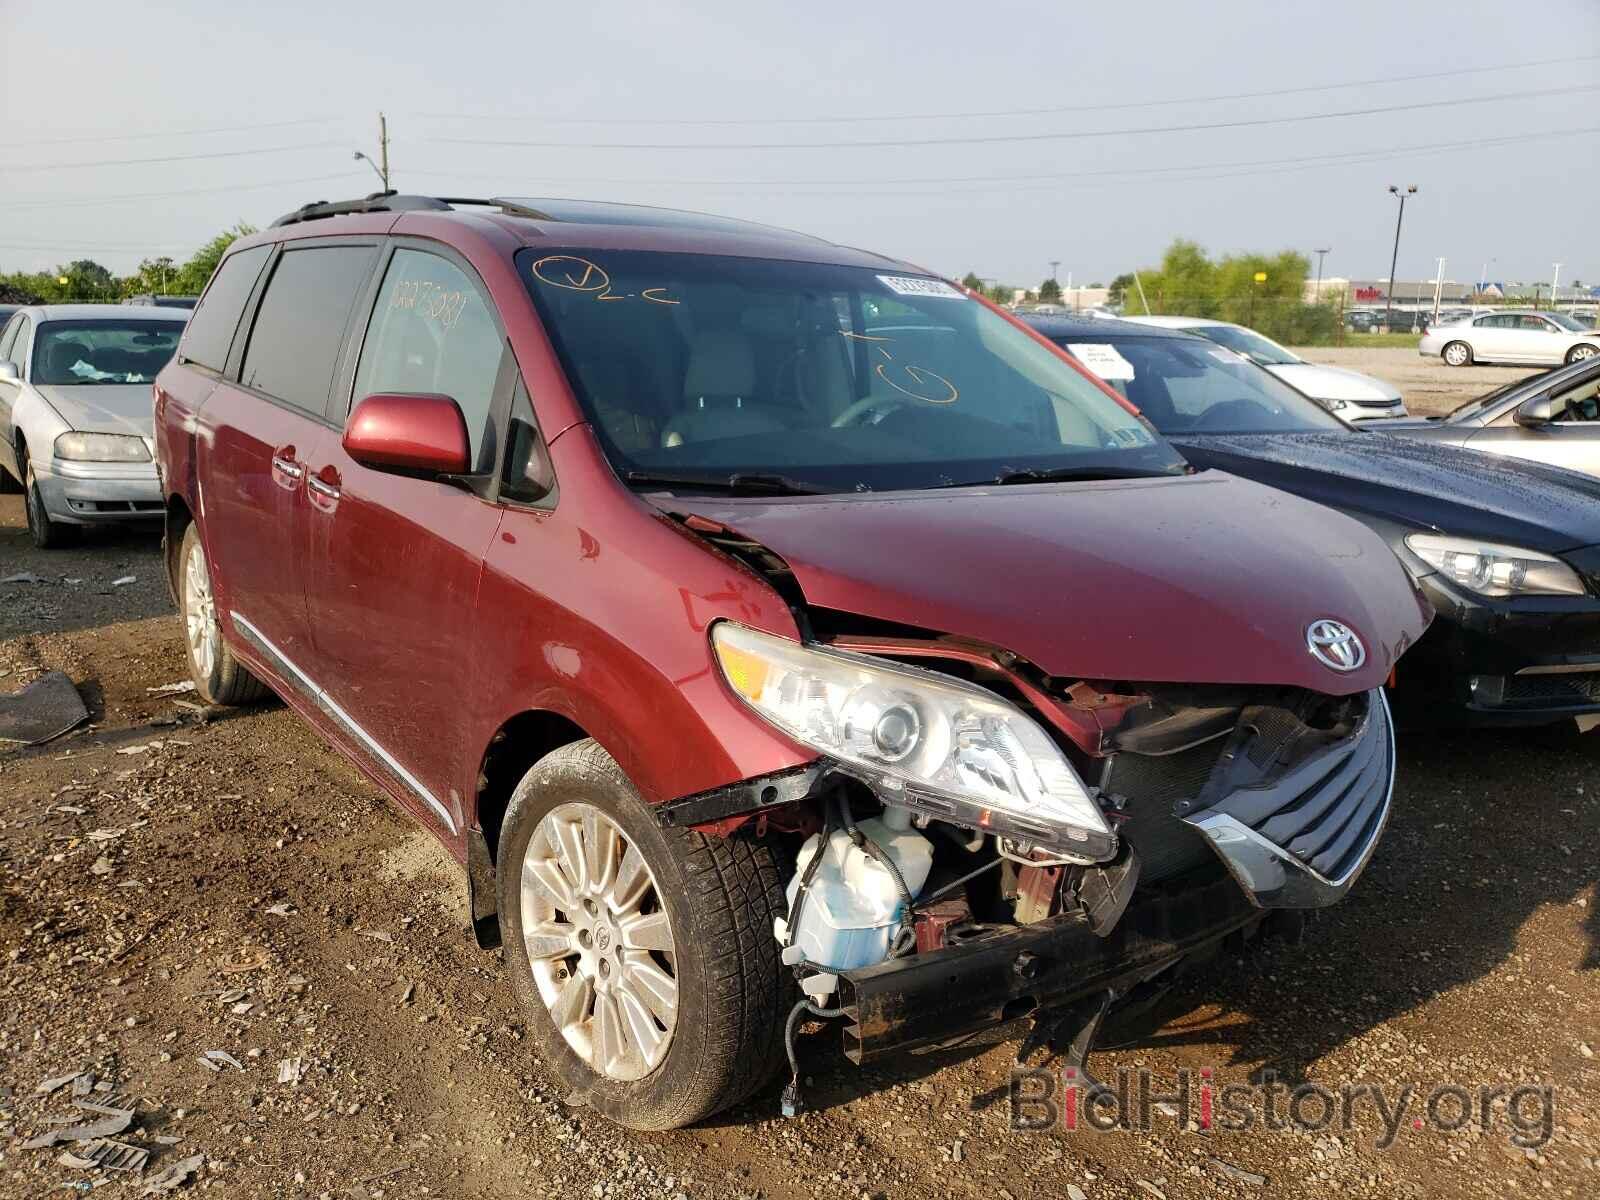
[8,193,1597,1134]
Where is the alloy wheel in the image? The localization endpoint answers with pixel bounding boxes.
[1443,342,1470,366]
[520,802,678,1082]
[183,541,220,681]
[1570,345,1597,362]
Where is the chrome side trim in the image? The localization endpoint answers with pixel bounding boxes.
[1185,690,1395,910]
[229,610,456,832]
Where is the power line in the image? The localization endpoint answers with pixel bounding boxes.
[0,116,340,149]
[0,141,345,174]
[412,52,1600,127]
[0,171,370,211]
[402,125,1600,191]
[421,84,1600,152]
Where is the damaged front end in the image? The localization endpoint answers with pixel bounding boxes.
[660,622,1396,1074]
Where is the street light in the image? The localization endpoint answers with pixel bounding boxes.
[352,112,391,192]
[353,150,387,190]
[1314,248,1331,299]
[1384,185,1417,333]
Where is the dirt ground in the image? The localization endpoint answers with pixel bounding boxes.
[2,360,1597,1198]
[1290,345,1539,418]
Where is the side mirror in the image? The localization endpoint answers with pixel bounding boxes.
[1515,394,1558,427]
[0,360,19,383]
[343,392,471,476]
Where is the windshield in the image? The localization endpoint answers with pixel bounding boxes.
[33,320,186,386]
[1190,324,1300,367]
[1547,312,1587,332]
[519,250,1185,492]
[1044,333,1346,435]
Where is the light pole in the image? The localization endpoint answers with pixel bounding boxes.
[1384,185,1417,332]
[1551,262,1563,309]
[353,112,391,192]
[1431,256,1446,322]
[1314,248,1331,299]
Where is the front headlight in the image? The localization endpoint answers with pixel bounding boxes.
[1405,533,1587,598]
[712,622,1116,862]
[54,432,151,463]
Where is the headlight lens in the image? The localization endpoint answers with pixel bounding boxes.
[712,622,1116,862]
[1405,533,1587,598]
[54,432,151,462]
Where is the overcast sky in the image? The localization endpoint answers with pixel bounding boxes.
[3,0,1597,290]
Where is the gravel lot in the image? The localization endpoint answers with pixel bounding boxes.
[2,370,1597,1200]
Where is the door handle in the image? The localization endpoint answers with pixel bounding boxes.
[307,470,341,512]
[270,447,303,490]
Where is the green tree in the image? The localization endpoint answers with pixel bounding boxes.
[960,272,984,293]
[1038,277,1063,304]
[1107,273,1136,307]
[175,222,257,294]
[122,256,180,298]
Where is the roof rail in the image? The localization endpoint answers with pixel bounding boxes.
[270,191,495,228]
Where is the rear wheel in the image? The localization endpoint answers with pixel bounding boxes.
[178,523,269,705]
[1565,344,1598,365]
[1442,340,1473,367]
[22,450,78,549]
[497,740,792,1130]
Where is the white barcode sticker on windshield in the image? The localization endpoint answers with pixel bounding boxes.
[876,275,966,300]
[1066,343,1136,382]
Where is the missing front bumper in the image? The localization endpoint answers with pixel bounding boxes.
[833,868,1261,1064]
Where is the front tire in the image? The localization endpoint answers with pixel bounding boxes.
[23,451,78,549]
[1442,340,1473,367]
[1566,344,1598,365]
[178,523,269,705]
[497,740,792,1130]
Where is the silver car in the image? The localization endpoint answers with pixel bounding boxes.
[1121,315,1407,420]
[1419,309,1600,368]
[0,304,188,547]
[1383,354,1600,480]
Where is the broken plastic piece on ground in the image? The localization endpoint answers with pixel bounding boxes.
[0,671,89,746]
[201,1049,245,1071]
[71,1138,149,1172]
[2,571,46,584]
[277,1056,303,1085]
[141,1153,204,1193]
[145,681,197,695]
[21,1107,135,1148]
[33,1071,82,1097]
[1209,1157,1267,1187]
[112,575,137,587]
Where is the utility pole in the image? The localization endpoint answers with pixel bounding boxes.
[378,112,390,192]
[1383,185,1417,332]
[1314,248,1331,299]
[1048,260,1060,283]
[1551,262,1563,309]
[1432,256,1446,322]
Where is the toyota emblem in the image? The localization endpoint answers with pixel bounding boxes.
[1306,619,1366,672]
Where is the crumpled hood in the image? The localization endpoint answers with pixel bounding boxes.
[1265,362,1401,403]
[657,471,1429,695]
[34,384,154,438]
[1173,430,1600,553]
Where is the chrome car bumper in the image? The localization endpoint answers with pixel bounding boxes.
[1183,690,1394,908]
[35,458,163,524]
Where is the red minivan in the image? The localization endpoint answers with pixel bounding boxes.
[155,194,1430,1129]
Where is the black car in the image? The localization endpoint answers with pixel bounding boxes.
[1023,313,1600,730]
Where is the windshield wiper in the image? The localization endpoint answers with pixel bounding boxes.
[622,469,827,495]
[987,464,1187,486]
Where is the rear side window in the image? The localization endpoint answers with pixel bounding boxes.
[351,248,504,469]
[0,314,21,362]
[242,245,377,415]
[181,245,270,372]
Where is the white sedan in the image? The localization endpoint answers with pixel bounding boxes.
[1420,309,1600,367]
[0,304,188,548]
[1120,315,1406,420]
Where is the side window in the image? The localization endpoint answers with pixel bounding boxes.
[352,249,503,470]
[0,315,20,363]
[181,244,270,372]
[10,318,32,375]
[1554,379,1600,423]
[241,245,377,415]
[500,377,556,504]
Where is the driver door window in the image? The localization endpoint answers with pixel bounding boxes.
[353,249,504,471]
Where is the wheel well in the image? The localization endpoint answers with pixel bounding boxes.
[164,496,194,598]
[475,710,589,861]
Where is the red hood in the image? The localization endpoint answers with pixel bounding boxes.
[654,471,1430,695]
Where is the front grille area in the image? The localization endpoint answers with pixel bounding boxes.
[1502,672,1600,706]
[1198,691,1392,884]
[1102,738,1225,882]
